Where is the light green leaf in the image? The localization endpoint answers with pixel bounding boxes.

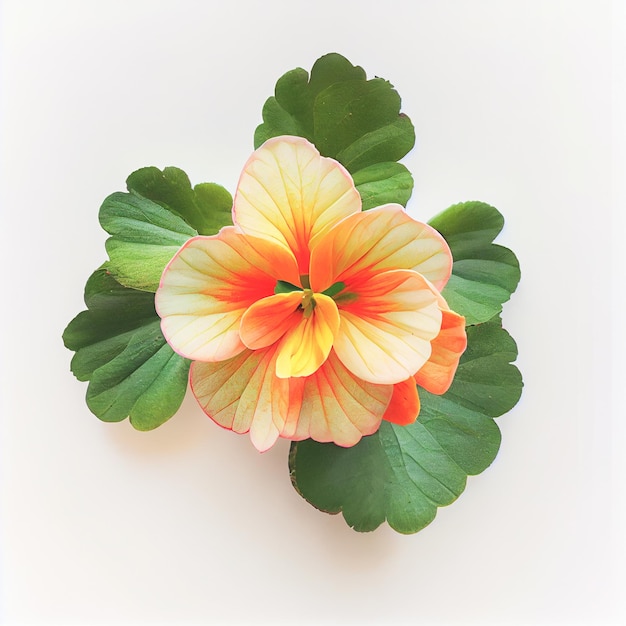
[289,317,522,534]
[254,52,415,208]
[429,202,521,325]
[99,191,198,292]
[352,162,414,210]
[100,167,233,292]
[63,164,233,430]
[63,268,190,430]
[126,166,233,236]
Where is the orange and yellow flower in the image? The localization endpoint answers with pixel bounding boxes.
[155,136,466,451]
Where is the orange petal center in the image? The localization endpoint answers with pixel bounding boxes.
[239,291,340,379]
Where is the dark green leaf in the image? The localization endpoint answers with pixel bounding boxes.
[254,52,414,208]
[418,394,502,476]
[254,54,366,146]
[63,268,190,430]
[313,79,402,160]
[289,317,522,534]
[64,266,158,381]
[126,166,233,236]
[429,202,521,325]
[444,319,522,416]
[336,115,415,173]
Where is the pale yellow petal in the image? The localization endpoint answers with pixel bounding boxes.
[190,347,298,452]
[333,269,442,384]
[286,351,392,446]
[233,136,361,273]
[191,346,392,450]
[310,204,452,292]
[156,227,298,361]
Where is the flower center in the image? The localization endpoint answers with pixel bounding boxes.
[300,289,316,318]
[274,277,356,309]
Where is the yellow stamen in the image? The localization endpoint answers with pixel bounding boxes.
[301,289,316,318]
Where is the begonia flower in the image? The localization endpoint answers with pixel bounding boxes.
[155,136,466,451]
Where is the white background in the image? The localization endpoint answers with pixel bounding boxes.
[1,1,624,624]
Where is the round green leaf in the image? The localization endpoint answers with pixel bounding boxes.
[63,268,190,430]
[100,191,198,292]
[444,319,522,416]
[63,267,157,381]
[429,202,521,325]
[313,78,402,160]
[289,317,522,534]
[254,54,365,146]
[126,166,233,236]
[336,115,415,174]
[85,323,188,430]
[254,52,415,209]
[352,162,414,210]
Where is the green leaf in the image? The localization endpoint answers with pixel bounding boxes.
[254,54,366,146]
[429,202,521,325]
[444,318,522,416]
[313,79,402,160]
[126,166,233,236]
[352,162,414,210]
[255,53,415,208]
[335,115,415,173]
[417,394,502,476]
[289,317,522,534]
[63,268,190,430]
[64,266,158,381]
[100,167,233,293]
[99,191,198,292]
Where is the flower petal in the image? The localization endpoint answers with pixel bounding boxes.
[333,269,442,384]
[414,308,467,395]
[191,347,392,450]
[240,292,340,378]
[275,294,340,378]
[284,351,393,446]
[239,292,303,350]
[233,136,361,273]
[190,347,297,452]
[382,378,421,426]
[156,227,299,361]
[310,204,452,292]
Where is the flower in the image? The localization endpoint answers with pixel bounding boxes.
[155,136,466,451]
